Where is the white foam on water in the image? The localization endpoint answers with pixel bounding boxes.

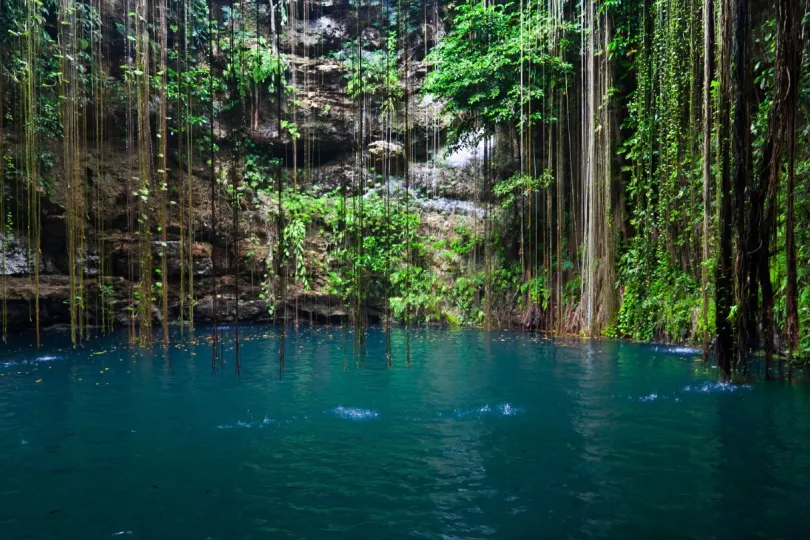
[20,439,28,445]
[216,420,255,429]
[632,382,754,403]
[452,403,522,418]
[452,407,477,418]
[669,347,700,355]
[111,531,133,536]
[682,381,752,393]
[651,346,701,355]
[633,381,752,403]
[332,406,379,420]
[216,415,289,429]
[1,355,63,369]
[499,403,518,416]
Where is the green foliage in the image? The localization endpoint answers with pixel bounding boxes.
[3,0,62,142]
[450,225,482,257]
[390,266,446,324]
[285,218,308,289]
[519,274,550,311]
[492,264,522,298]
[493,172,541,209]
[281,120,300,140]
[423,1,574,146]
[243,148,275,191]
[222,35,288,102]
[327,193,423,318]
[612,246,704,343]
[281,189,330,291]
[165,62,223,132]
[334,31,403,112]
[451,273,486,325]
[252,185,438,324]
[2,0,808,352]
[613,0,709,345]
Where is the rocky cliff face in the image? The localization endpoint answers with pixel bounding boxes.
[0,2,499,334]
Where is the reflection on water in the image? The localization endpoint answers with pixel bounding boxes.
[1,326,810,539]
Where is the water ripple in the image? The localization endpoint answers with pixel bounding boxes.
[0,355,62,369]
[633,381,753,402]
[0,326,803,540]
[216,416,276,429]
[449,403,522,417]
[682,381,752,393]
[331,406,379,420]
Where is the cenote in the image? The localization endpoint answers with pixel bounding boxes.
[2,327,810,539]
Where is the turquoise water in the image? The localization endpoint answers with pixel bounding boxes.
[2,327,810,539]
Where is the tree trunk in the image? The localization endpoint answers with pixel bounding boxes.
[757,0,801,374]
[784,0,805,353]
[702,0,714,362]
[715,0,734,376]
[731,0,753,370]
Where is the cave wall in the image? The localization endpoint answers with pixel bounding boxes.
[0,0,491,334]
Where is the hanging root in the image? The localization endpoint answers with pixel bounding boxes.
[234,327,241,375]
[211,326,219,375]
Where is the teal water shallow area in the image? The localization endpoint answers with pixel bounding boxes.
[1,326,810,539]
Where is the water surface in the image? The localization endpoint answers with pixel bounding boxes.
[2,327,809,538]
